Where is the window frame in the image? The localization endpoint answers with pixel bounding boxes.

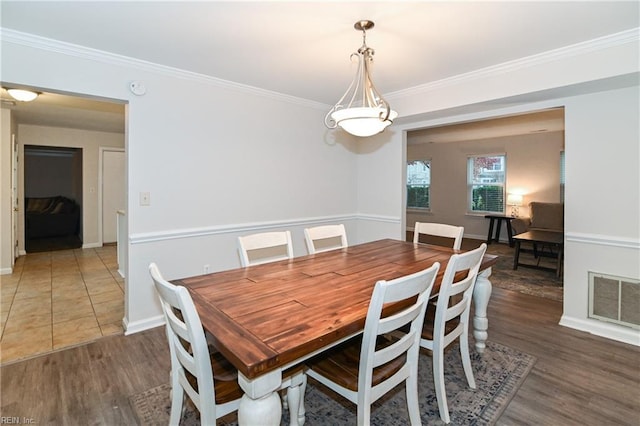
[406,159,431,211]
[467,154,506,215]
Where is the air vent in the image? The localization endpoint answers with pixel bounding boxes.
[589,272,640,329]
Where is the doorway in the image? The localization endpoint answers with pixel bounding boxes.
[23,145,82,253]
[0,88,127,364]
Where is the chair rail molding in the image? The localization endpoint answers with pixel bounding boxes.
[129,214,370,245]
[565,232,640,250]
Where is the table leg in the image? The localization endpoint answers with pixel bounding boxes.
[513,240,521,270]
[238,370,283,426]
[486,218,495,244]
[506,220,514,247]
[495,218,502,242]
[557,244,563,278]
[473,267,492,354]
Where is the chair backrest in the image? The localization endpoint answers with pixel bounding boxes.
[237,230,293,267]
[358,261,440,401]
[413,222,464,250]
[433,243,487,341]
[304,224,348,254]
[149,263,218,421]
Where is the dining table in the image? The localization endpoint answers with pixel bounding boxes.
[175,238,497,425]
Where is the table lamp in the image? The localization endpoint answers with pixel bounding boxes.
[507,193,523,217]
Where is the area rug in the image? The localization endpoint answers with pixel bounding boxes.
[130,340,536,425]
[485,243,563,302]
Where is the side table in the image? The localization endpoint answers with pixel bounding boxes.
[484,214,514,247]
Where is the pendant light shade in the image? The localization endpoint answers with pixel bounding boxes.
[7,88,39,102]
[325,20,397,137]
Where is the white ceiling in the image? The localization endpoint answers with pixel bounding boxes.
[1,1,637,137]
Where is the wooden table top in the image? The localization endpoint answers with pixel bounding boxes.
[175,239,497,379]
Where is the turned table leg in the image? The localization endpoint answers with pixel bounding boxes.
[238,370,283,426]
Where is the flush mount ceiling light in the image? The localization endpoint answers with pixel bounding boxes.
[325,20,398,138]
[6,88,39,102]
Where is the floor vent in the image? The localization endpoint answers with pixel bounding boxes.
[589,272,640,329]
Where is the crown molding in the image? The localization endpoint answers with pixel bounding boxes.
[387,27,640,100]
[0,27,328,110]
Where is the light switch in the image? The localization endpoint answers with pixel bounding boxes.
[139,192,150,206]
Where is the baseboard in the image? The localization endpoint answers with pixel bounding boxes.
[559,314,640,346]
[123,314,164,336]
[82,242,102,249]
[0,267,13,275]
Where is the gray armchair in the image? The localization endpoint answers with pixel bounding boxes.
[512,202,564,235]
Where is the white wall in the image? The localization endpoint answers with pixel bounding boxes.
[560,87,640,344]
[1,34,361,332]
[2,28,638,344]
[16,125,124,250]
[354,37,639,345]
[406,131,565,240]
[0,109,13,273]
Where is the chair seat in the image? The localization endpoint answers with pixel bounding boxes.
[306,336,405,392]
[420,308,460,341]
[185,349,243,405]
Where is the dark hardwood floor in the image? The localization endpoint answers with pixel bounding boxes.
[1,243,639,425]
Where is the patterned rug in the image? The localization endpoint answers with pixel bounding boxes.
[130,340,535,425]
[484,243,563,302]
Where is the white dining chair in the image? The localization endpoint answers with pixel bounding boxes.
[149,263,306,426]
[303,224,348,254]
[419,243,487,424]
[237,230,293,267]
[305,262,440,425]
[413,222,464,250]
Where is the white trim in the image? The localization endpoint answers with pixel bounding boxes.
[356,213,400,224]
[565,232,640,249]
[559,315,640,347]
[82,242,102,249]
[129,213,400,245]
[387,28,640,100]
[0,28,327,111]
[130,214,356,245]
[123,314,164,336]
[0,267,13,275]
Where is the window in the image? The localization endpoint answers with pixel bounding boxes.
[407,160,430,209]
[560,151,565,203]
[468,155,505,213]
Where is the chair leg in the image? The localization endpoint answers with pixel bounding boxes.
[460,332,477,389]
[356,402,371,426]
[405,372,421,425]
[433,343,451,424]
[168,383,184,426]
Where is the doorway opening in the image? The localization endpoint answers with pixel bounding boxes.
[24,145,83,253]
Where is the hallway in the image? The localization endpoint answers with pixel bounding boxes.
[0,245,123,365]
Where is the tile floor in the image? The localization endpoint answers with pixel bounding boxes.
[0,244,124,365]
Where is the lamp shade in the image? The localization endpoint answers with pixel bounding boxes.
[331,107,399,137]
[506,193,523,206]
[7,89,39,102]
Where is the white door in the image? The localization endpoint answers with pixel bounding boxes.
[102,149,125,244]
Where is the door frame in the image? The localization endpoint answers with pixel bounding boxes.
[11,134,18,265]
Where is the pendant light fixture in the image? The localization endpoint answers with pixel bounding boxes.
[6,88,39,102]
[325,20,398,137]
